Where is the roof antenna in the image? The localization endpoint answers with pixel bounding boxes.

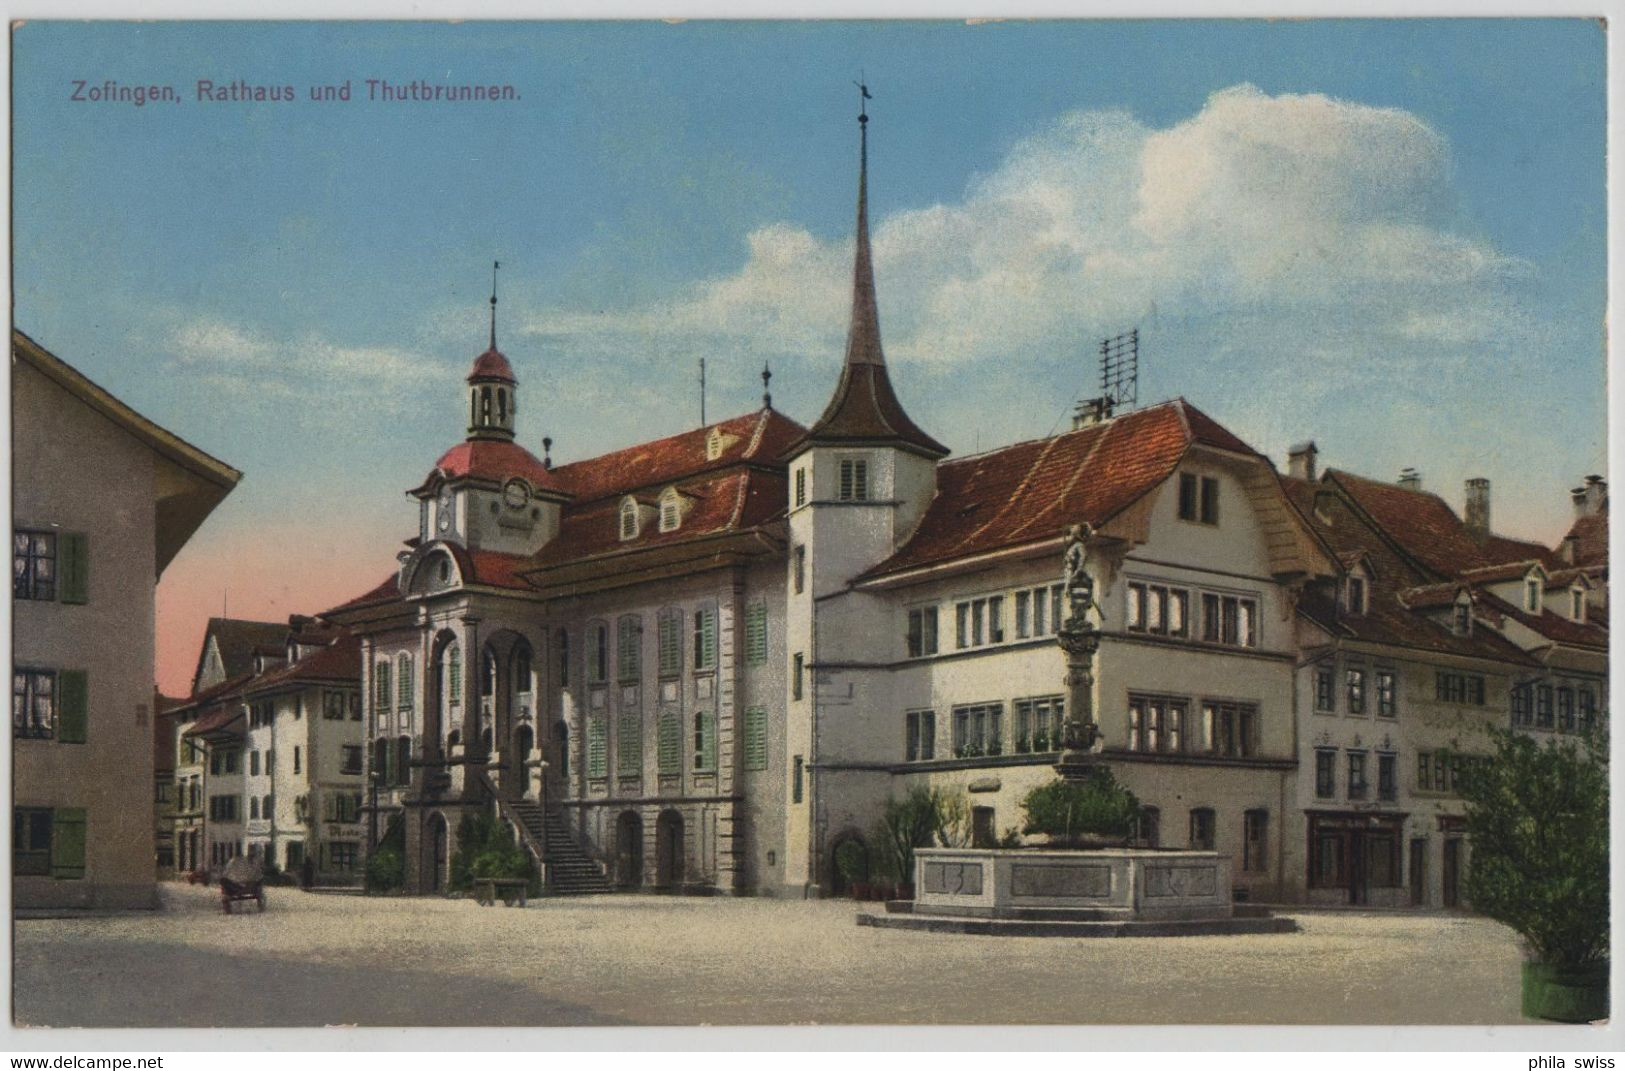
[488,260,500,350]
[699,357,707,427]
[762,362,773,410]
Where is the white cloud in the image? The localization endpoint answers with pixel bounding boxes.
[521,83,1527,377]
[166,317,447,414]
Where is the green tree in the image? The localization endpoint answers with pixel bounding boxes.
[449,810,537,893]
[1020,769,1140,846]
[364,818,405,892]
[1454,727,1608,967]
[875,785,970,883]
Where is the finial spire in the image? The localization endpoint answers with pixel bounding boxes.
[762,362,773,409]
[845,78,882,368]
[489,260,500,350]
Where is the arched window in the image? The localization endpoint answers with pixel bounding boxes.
[372,737,390,784]
[513,643,532,695]
[447,644,461,707]
[396,653,414,709]
[481,649,497,698]
[659,488,681,532]
[497,388,508,424]
[620,498,639,541]
[480,385,492,425]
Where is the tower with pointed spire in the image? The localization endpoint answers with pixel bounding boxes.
[466,260,517,442]
[779,84,948,891]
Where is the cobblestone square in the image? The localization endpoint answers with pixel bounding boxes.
[13,884,1530,1028]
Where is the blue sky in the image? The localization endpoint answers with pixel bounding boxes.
[10,20,1605,690]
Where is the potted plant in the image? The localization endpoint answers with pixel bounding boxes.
[1019,768,1141,849]
[834,839,869,901]
[1454,727,1609,1023]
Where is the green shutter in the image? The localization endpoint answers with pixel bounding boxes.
[658,613,680,677]
[746,604,767,666]
[59,533,89,605]
[51,807,87,879]
[698,711,716,771]
[57,670,87,744]
[745,707,768,771]
[657,711,681,773]
[617,709,642,775]
[587,716,607,779]
[698,609,716,670]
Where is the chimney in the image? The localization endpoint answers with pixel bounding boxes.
[1398,467,1422,491]
[1464,477,1491,542]
[1072,396,1114,430]
[1287,441,1318,481]
[1582,474,1607,517]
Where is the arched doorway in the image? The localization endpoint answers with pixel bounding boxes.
[655,809,684,890]
[512,724,535,797]
[427,813,448,893]
[615,811,644,890]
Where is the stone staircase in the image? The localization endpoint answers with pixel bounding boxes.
[503,799,612,895]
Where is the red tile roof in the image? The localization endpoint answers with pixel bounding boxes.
[243,632,362,694]
[863,399,1243,580]
[1475,590,1608,651]
[548,408,805,504]
[537,469,787,568]
[412,438,560,496]
[466,549,539,591]
[321,574,401,616]
[1326,469,1557,578]
[1563,511,1608,567]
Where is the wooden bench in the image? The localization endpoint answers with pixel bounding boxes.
[474,877,529,908]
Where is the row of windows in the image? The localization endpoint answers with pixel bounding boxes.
[1128,695,1260,758]
[1511,682,1600,733]
[583,707,769,778]
[13,668,87,742]
[1313,664,1398,717]
[903,584,1070,659]
[1313,749,1403,801]
[14,529,89,604]
[1125,582,1259,648]
[580,606,729,686]
[1132,806,1269,871]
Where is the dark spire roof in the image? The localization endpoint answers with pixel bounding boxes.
[788,88,947,460]
[468,260,516,384]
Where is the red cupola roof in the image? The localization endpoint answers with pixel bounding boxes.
[468,345,516,384]
[410,438,562,497]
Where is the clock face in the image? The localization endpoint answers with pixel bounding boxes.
[503,479,528,509]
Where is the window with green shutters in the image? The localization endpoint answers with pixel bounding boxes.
[56,670,87,744]
[744,707,768,770]
[657,710,682,773]
[617,615,642,683]
[693,606,717,672]
[58,532,89,605]
[657,610,682,679]
[51,806,87,879]
[447,644,461,706]
[587,716,608,778]
[617,709,642,775]
[693,710,716,771]
[745,603,768,666]
[374,662,390,711]
[397,654,414,709]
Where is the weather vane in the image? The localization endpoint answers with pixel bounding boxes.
[855,75,871,121]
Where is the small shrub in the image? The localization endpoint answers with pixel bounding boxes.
[1020,769,1140,845]
[834,840,869,885]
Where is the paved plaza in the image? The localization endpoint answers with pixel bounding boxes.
[14,883,1529,1028]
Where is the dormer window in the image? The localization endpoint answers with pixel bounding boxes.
[1345,576,1367,616]
[659,488,682,533]
[619,498,639,541]
[1525,577,1541,613]
[1453,595,1472,637]
[706,427,724,461]
[838,458,870,502]
[1571,585,1587,622]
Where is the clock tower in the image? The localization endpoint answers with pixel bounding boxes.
[407,266,568,559]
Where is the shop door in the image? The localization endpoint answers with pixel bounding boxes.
[1442,839,1461,908]
[1409,839,1427,906]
